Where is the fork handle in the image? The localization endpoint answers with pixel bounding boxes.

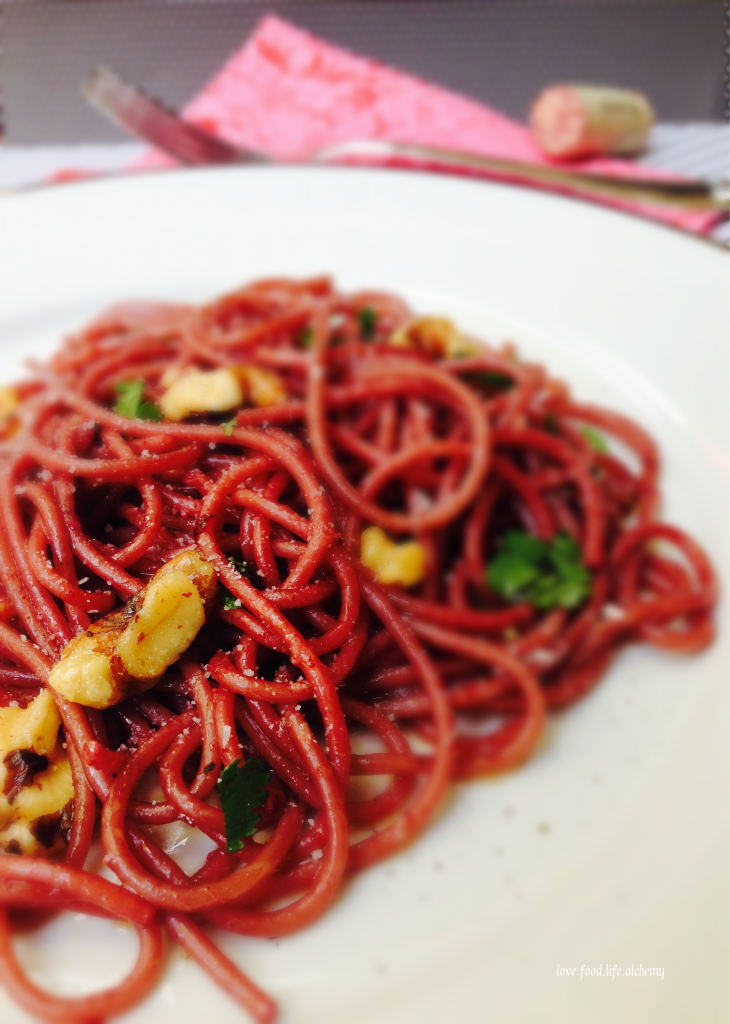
[318,140,729,212]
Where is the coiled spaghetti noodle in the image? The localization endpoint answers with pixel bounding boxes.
[0,277,716,1021]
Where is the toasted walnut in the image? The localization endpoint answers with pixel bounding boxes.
[49,550,217,708]
[117,569,204,679]
[155,549,218,607]
[4,749,50,804]
[0,690,60,759]
[390,317,482,359]
[235,365,287,407]
[0,690,73,856]
[0,761,74,856]
[31,800,74,850]
[0,387,19,420]
[160,367,243,421]
[360,526,426,587]
[49,643,119,708]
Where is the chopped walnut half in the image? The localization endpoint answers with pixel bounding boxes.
[48,550,217,709]
[360,526,426,588]
[0,690,73,856]
[160,367,243,421]
[389,317,482,359]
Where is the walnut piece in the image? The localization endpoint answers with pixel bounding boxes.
[48,550,217,708]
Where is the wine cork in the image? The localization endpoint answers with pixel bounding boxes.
[530,85,654,160]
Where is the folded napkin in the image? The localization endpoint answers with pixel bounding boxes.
[133,15,718,235]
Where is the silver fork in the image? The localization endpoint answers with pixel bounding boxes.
[84,66,729,213]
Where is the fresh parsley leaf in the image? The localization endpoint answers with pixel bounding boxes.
[222,592,243,610]
[543,413,560,436]
[114,380,162,422]
[217,758,271,853]
[487,531,591,610]
[113,380,143,415]
[299,327,314,349]
[227,556,249,579]
[137,402,163,422]
[487,553,541,599]
[580,425,609,454]
[548,532,582,567]
[357,307,377,340]
[221,417,237,436]
[500,531,546,565]
[138,397,162,417]
[472,370,515,391]
[114,380,144,417]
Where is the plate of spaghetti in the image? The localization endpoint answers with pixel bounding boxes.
[0,167,726,1024]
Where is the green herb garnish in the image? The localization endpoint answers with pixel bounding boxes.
[222,592,243,610]
[472,370,514,391]
[114,380,162,422]
[299,327,314,349]
[357,307,377,340]
[227,556,249,578]
[580,425,609,454]
[217,758,271,853]
[486,531,591,610]
[542,414,560,436]
[221,417,237,436]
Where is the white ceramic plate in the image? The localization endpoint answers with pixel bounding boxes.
[0,168,727,1024]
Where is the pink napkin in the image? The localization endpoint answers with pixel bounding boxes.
[132,15,718,234]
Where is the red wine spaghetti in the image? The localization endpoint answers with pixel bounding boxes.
[0,277,717,1022]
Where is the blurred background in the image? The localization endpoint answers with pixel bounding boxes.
[1,0,726,143]
[0,0,727,239]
